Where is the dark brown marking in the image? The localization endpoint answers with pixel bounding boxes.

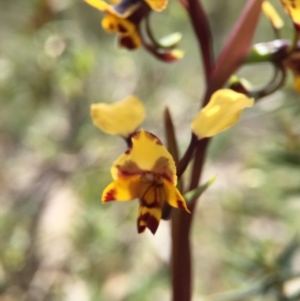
[140,184,162,208]
[140,200,159,208]
[120,36,138,50]
[137,212,159,234]
[117,24,127,33]
[108,22,115,30]
[137,224,146,233]
[290,0,296,9]
[176,200,185,209]
[103,189,116,202]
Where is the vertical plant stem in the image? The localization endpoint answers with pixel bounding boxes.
[177,134,198,179]
[171,138,210,301]
[171,0,213,298]
[171,210,193,301]
[186,0,214,83]
[189,139,210,208]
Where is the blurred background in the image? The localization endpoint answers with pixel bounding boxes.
[1,0,300,300]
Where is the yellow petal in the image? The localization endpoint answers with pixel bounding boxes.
[84,0,123,16]
[84,0,110,12]
[91,96,145,137]
[102,174,141,202]
[191,89,254,139]
[137,205,162,234]
[111,130,177,184]
[102,15,119,33]
[163,179,190,213]
[143,0,168,11]
[280,0,300,26]
[262,1,284,29]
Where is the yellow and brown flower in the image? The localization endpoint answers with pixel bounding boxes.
[84,0,152,49]
[84,0,183,61]
[102,129,190,234]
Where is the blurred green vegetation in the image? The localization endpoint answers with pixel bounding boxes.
[0,0,300,300]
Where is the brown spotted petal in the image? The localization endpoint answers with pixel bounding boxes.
[111,129,177,184]
[102,175,142,202]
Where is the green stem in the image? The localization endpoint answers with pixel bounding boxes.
[245,40,290,64]
[252,64,287,100]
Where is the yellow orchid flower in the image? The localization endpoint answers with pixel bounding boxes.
[102,129,190,234]
[280,0,300,28]
[91,96,145,137]
[191,89,254,139]
[83,0,183,59]
[84,0,151,49]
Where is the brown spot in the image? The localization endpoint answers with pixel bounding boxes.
[117,24,127,33]
[176,200,185,209]
[290,0,296,9]
[116,160,142,177]
[137,212,159,234]
[120,36,138,50]
[103,189,116,202]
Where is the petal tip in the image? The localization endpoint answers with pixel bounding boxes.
[176,199,191,213]
[137,211,159,234]
[102,188,116,202]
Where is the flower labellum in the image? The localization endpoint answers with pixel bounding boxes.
[191,89,254,139]
[102,129,190,234]
[91,96,145,137]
